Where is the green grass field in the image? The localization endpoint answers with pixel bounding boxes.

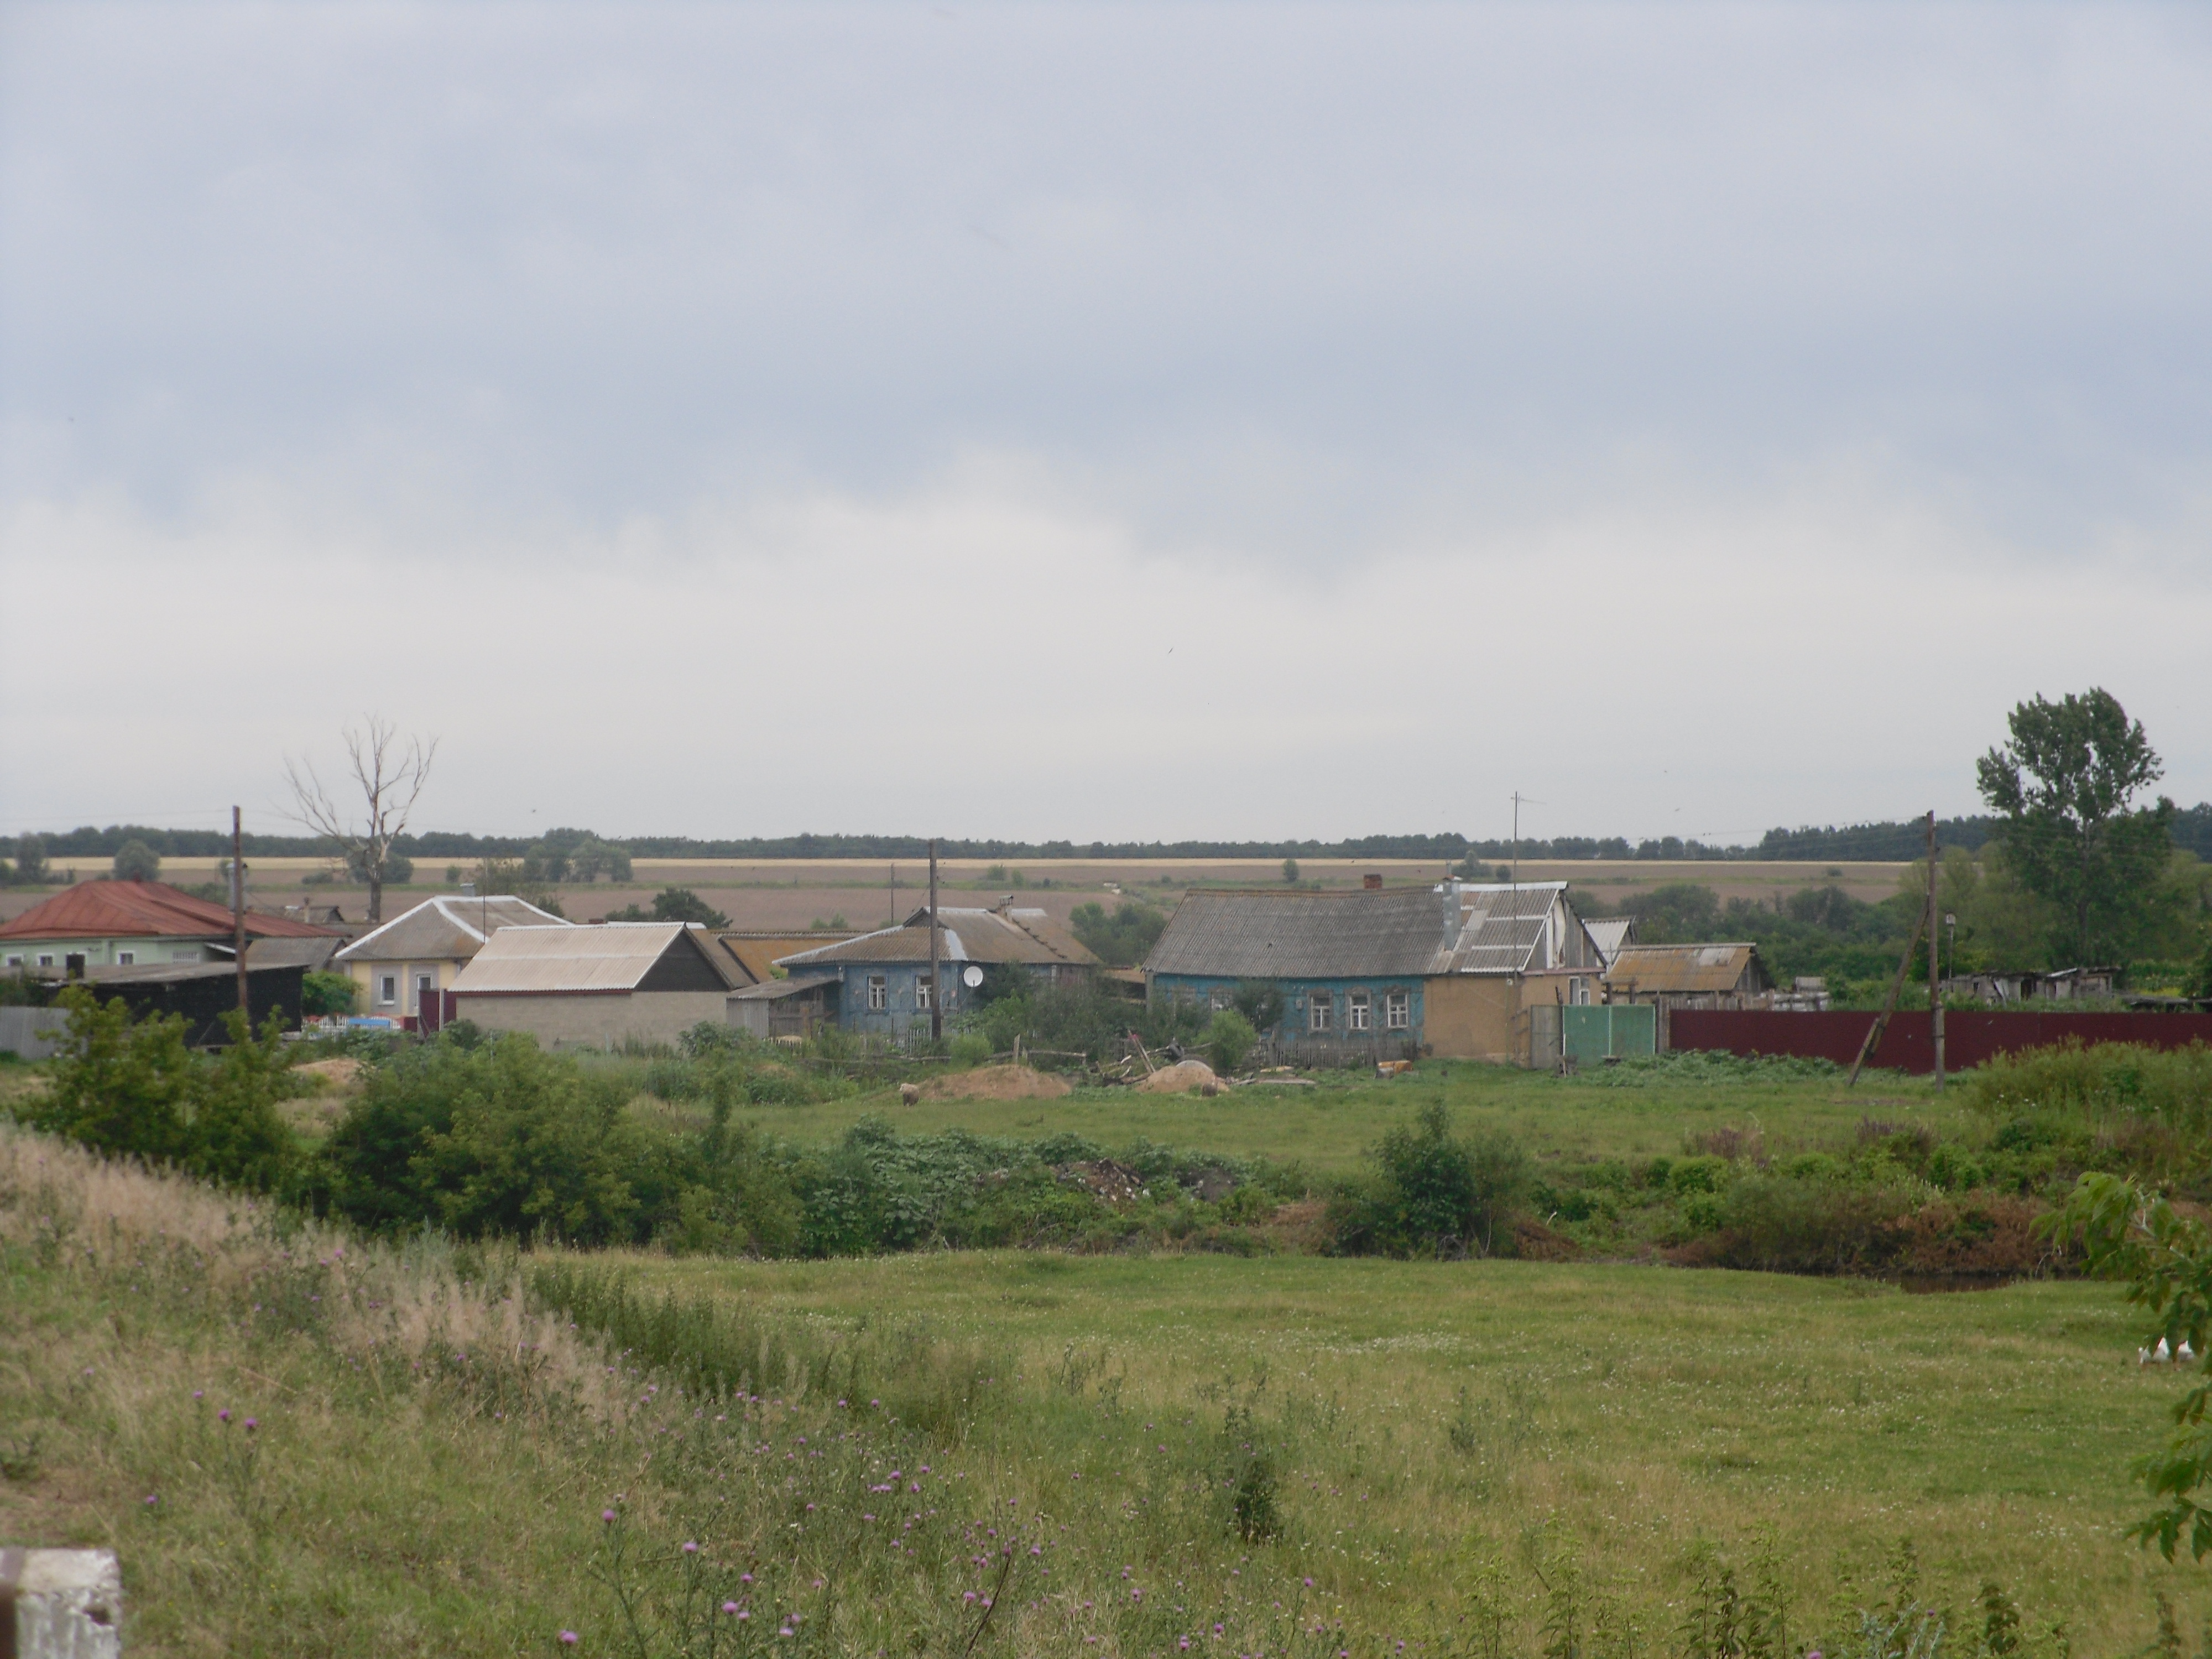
[627,1058,1968,1177]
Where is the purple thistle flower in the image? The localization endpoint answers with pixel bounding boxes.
[559,1633,579,1646]
[722,1601,739,1615]
[243,1419,258,1432]
[602,1509,617,1524]
[682,1541,698,1554]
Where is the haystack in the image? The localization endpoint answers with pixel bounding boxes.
[1136,1059,1219,1095]
[922,1065,1072,1102]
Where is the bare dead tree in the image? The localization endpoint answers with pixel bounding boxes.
[284,717,439,923]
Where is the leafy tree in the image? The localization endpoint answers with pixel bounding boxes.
[1281,858,1300,884]
[1068,900,1167,967]
[1331,1103,1528,1256]
[567,835,634,883]
[346,846,412,885]
[473,856,565,916]
[14,833,48,885]
[1231,980,1285,1032]
[1977,688,2177,964]
[302,971,357,1016]
[608,888,729,927]
[285,715,438,923]
[1634,882,1723,942]
[111,838,161,882]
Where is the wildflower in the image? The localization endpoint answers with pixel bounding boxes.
[218,1410,231,1423]
[144,1494,158,1506]
[192,1390,203,1400]
[964,1593,978,1605]
[722,1602,739,1615]
[1215,1625,1224,1637]
[682,1541,698,1554]
[741,1573,754,1584]
[602,1510,617,1524]
[559,1634,578,1647]
[1303,1578,1314,1588]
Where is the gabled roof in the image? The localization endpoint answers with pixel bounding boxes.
[713,930,860,985]
[1144,881,1592,980]
[334,895,569,964]
[1584,918,1636,967]
[451,922,742,994]
[1603,942,1765,993]
[0,880,338,942]
[1145,888,1454,979]
[775,906,1101,970]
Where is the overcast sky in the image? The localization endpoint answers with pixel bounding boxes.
[2,2,2206,848]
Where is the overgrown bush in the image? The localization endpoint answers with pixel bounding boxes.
[1327,1103,1527,1258]
[17,988,296,1191]
[1965,1040,2212,1138]
[1203,1009,1257,1075]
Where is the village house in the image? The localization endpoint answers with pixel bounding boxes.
[448,921,744,1048]
[333,893,570,1032]
[760,905,1100,1038]
[1141,880,1606,1064]
[0,880,337,975]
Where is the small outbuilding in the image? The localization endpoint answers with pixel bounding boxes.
[450,922,743,1049]
[1602,942,1772,1009]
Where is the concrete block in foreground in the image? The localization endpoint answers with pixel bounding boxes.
[0,1548,123,1658]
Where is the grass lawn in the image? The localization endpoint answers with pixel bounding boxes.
[613,1246,2195,1652]
[714,1059,1973,1177]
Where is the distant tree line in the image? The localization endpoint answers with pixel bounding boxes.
[15,806,2211,870]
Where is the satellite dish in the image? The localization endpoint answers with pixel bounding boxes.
[962,965,984,988]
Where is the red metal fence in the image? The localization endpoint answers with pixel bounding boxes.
[1668,1009,2212,1074]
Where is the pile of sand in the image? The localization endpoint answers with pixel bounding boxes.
[922,1065,1073,1102]
[1136,1060,1219,1095]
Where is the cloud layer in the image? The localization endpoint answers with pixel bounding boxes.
[3,2,2208,841]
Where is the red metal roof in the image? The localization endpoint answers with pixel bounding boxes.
[0,880,339,941]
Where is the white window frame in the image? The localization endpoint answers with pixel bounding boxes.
[37,954,55,969]
[916,973,933,1011]
[378,974,398,1006]
[4,955,20,968]
[1308,990,1333,1032]
[1347,990,1371,1031]
[117,951,136,966]
[867,974,887,1011]
[1385,988,1410,1031]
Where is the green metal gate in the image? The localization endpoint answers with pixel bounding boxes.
[1562,1004,1656,1066]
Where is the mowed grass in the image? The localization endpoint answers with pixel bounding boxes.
[618,1246,2192,1649]
[734,1060,1969,1175]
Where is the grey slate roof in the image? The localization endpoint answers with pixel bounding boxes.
[1144,888,1454,979]
[335,895,570,965]
[775,907,1101,969]
[1145,882,1588,980]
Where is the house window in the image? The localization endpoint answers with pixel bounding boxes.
[1308,990,1333,1032]
[378,975,398,1005]
[1385,989,1410,1031]
[867,974,887,1011]
[1209,987,1230,1012]
[170,948,199,962]
[1570,977,1590,1006]
[1347,990,1371,1031]
[3,956,20,968]
[37,954,55,968]
[916,974,933,1011]
[117,951,135,966]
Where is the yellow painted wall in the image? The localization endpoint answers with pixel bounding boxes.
[1422,975,1522,1061]
[347,957,462,1018]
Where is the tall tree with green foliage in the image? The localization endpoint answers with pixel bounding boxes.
[111,837,161,882]
[1976,688,2176,964]
[14,833,48,885]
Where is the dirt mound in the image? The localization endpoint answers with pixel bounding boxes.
[922,1065,1072,1102]
[1136,1060,1219,1095]
[294,1057,366,1088]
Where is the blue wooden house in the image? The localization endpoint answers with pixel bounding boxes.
[762,904,1102,1038]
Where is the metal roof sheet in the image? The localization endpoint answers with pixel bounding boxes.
[1144,888,1455,979]
[775,907,1101,969]
[729,973,840,1003]
[714,931,859,984]
[451,922,708,994]
[334,895,571,964]
[1603,942,1762,993]
[0,880,340,942]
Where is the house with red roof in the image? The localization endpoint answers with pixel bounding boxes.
[0,880,338,974]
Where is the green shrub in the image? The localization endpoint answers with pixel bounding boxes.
[1203,1009,1258,1076]
[1327,1103,1527,1258]
[950,1032,993,1067]
[1964,1040,2212,1136]
[301,971,356,1016]
[18,988,296,1191]
[1669,1155,1729,1196]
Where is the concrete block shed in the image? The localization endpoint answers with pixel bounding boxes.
[450,922,742,1050]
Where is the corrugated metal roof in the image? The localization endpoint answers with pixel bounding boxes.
[1584,918,1636,967]
[729,972,839,1003]
[335,895,571,964]
[1603,942,1761,993]
[451,922,706,994]
[775,907,1102,969]
[0,880,339,942]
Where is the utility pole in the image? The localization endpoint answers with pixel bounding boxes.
[927,839,942,1044]
[231,806,249,1019]
[1927,810,1944,1093]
